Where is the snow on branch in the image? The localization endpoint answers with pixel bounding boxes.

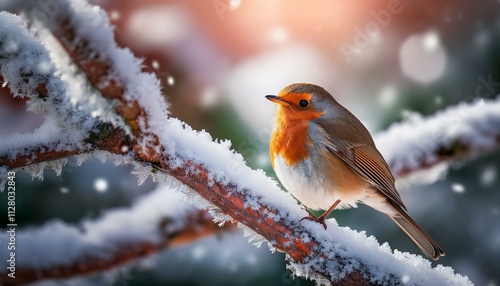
[0,12,92,153]
[376,98,500,184]
[0,186,232,284]
[0,1,488,284]
[27,0,169,161]
[0,12,128,182]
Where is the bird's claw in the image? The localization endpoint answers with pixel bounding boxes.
[300,215,328,230]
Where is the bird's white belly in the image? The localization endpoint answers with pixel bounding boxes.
[273,155,360,210]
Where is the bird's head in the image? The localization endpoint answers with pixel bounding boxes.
[266,83,337,122]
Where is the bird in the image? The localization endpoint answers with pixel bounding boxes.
[266,83,445,260]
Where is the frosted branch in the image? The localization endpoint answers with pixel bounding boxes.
[29,0,169,161]
[0,12,128,172]
[376,98,500,183]
[0,187,233,284]
[0,122,129,172]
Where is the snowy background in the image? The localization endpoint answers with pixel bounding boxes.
[0,0,499,285]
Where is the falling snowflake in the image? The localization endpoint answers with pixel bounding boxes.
[379,85,397,106]
[120,145,129,153]
[451,183,465,194]
[230,0,241,9]
[152,60,160,70]
[94,178,109,192]
[167,75,175,86]
[109,10,120,21]
[480,166,496,186]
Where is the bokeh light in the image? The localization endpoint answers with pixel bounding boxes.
[94,178,109,193]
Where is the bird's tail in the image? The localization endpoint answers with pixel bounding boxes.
[390,204,445,260]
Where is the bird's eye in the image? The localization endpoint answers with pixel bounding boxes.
[298,99,309,108]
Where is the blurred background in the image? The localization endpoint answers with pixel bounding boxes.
[1,0,500,285]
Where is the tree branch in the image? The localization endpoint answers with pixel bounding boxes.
[0,123,129,170]
[0,12,129,175]
[35,2,166,162]
[0,188,234,285]
[375,99,500,182]
[0,12,234,285]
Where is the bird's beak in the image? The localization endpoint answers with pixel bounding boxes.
[265,95,291,107]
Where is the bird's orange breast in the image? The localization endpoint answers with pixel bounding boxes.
[270,121,311,166]
[270,106,325,166]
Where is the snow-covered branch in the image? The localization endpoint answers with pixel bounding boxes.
[0,11,128,179]
[0,14,90,159]
[0,187,232,285]
[29,0,168,163]
[377,98,500,183]
[0,1,491,285]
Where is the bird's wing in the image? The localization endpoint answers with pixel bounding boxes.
[327,139,406,210]
[314,116,406,210]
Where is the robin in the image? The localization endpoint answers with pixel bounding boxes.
[266,83,445,260]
